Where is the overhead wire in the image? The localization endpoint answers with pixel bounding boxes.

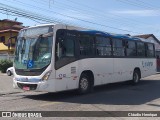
[0,0,159,38]
[27,0,147,30]
[0,3,64,24]
[64,0,152,25]
[136,0,160,8]
[54,0,160,35]
[116,0,160,37]
[0,1,144,34]
[2,0,160,37]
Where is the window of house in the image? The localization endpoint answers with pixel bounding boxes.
[0,36,5,43]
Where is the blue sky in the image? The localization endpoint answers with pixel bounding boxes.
[0,0,160,39]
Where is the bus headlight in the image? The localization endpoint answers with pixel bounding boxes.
[42,71,52,81]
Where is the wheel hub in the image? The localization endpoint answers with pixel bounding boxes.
[80,78,88,90]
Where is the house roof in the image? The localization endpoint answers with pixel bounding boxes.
[134,34,153,39]
[0,29,19,33]
[0,19,22,25]
[134,34,160,44]
[12,24,24,29]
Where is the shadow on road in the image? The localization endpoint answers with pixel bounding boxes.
[24,79,160,105]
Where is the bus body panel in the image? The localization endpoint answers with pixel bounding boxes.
[77,58,114,85]
[140,59,156,78]
[55,61,79,91]
[113,58,156,82]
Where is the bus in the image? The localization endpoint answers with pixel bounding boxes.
[13,24,156,94]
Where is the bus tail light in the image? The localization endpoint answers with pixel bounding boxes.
[42,71,52,81]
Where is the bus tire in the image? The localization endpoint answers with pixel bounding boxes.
[132,70,140,85]
[78,73,91,94]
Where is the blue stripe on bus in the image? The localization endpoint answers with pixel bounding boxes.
[79,30,141,41]
[79,30,110,36]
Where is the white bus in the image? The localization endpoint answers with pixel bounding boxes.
[13,24,156,94]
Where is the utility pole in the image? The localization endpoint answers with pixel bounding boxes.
[6,8,8,19]
[49,0,54,8]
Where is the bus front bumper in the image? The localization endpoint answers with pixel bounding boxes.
[13,77,53,92]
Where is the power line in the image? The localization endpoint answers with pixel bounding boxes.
[118,0,152,9]
[118,0,160,16]
[64,0,152,25]
[0,2,144,34]
[33,0,151,28]
[136,0,160,8]
[15,0,145,30]
[2,0,160,38]
[12,0,160,35]
[32,0,158,33]
[0,1,159,38]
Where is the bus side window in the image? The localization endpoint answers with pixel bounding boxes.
[96,36,111,56]
[126,41,136,57]
[56,30,75,61]
[146,43,155,57]
[113,38,125,56]
[64,33,75,57]
[78,34,94,56]
[137,42,145,57]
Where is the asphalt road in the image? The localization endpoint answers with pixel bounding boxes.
[0,73,160,120]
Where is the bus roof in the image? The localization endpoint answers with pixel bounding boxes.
[79,30,141,41]
[21,23,142,41]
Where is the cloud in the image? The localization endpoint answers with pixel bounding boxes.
[110,9,159,17]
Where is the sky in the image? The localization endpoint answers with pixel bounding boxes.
[0,0,160,39]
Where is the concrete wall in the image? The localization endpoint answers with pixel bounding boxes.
[0,54,14,61]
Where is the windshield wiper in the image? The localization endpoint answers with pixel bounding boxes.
[35,32,53,43]
[41,32,53,37]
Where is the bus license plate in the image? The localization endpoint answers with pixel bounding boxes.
[23,86,30,91]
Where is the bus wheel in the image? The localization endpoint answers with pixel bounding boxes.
[132,70,140,85]
[78,73,91,94]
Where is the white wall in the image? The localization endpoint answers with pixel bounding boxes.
[147,36,160,51]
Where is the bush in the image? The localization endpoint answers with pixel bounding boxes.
[0,59,13,73]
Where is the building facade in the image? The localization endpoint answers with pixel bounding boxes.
[0,19,24,54]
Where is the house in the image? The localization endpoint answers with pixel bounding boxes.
[0,19,24,54]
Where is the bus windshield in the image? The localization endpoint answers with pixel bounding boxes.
[14,26,53,70]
